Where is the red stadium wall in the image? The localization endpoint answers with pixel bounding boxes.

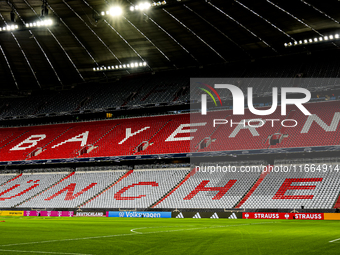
[0,101,339,161]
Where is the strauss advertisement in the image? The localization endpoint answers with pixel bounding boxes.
[243,212,324,220]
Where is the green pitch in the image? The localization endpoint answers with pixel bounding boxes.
[0,217,339,254]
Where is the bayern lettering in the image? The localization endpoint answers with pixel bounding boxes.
[5,111,339,157]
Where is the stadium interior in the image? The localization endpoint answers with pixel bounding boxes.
[1,0,340,215]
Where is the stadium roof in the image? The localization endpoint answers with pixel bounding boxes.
[0,0,340,91]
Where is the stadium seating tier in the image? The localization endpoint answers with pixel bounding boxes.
[0,101,339,161]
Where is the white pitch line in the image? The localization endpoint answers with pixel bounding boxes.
[329,238,340,243]
[0,222,276,248]
[0,233,136,248]
[130,222,273,234]
[0,249,92,255]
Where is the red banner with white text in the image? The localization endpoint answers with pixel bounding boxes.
[242,212,324,220]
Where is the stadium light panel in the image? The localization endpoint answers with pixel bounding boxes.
[1,20,53,32]
[25,19,53,28]
[45,19,53,25]
[139,3,151,10]
[130,2,165,12]
[101,1,167,16]
[109,6,123,17]
[0,25,18,32]
[284,33,340,47]
[93,62,148,71]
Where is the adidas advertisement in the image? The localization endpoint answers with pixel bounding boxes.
[193,212,201,219]
[172,212,242,219]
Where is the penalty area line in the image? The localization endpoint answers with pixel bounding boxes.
[329,238,340,243]
[0,249,92,255]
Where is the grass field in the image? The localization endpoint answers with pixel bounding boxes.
[0,217,339,255]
